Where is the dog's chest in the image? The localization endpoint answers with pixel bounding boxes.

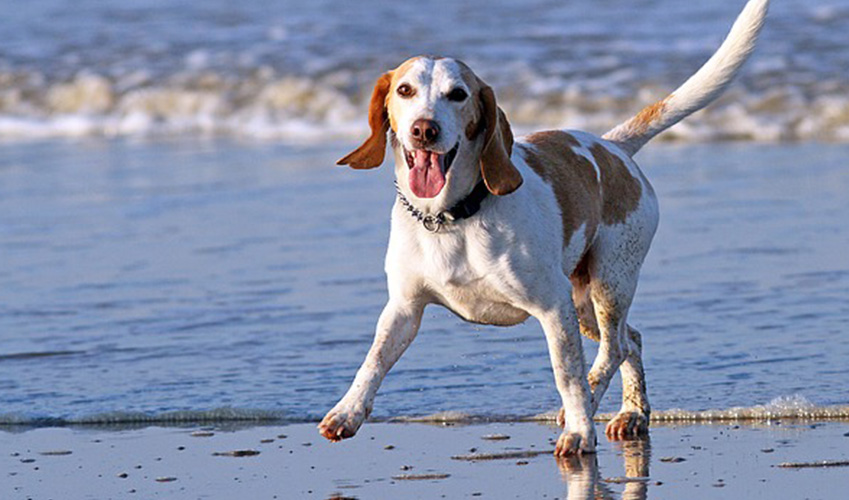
[436,280,530,326]
[416,229,530,327]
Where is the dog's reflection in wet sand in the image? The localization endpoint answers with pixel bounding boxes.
[557,438,650,500]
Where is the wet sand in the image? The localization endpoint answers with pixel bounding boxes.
[4,420,848,499]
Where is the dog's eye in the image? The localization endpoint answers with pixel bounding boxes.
[446,88,468,102]
[396,83,415,98]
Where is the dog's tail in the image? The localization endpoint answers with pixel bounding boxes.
[602,0,769,156]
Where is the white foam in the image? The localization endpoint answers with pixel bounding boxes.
[606,395,849,423]
[0,68,847,143]
[2,396,848,427]
[0,407,286,426]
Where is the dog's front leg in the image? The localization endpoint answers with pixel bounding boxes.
[536,297,597,456]
[318,299,424,442]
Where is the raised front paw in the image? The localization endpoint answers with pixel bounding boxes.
[554,429,597,457]
[318,406,367,442]
[605,410,649,440]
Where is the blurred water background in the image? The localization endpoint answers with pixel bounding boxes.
[1,0,849,142]
[0,0,848,424]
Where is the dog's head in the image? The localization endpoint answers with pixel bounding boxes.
[338,57,523,204]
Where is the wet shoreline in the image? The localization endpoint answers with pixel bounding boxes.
[4,420,848,499]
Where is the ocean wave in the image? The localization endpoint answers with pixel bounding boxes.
[394,396,849,424]
[646,396,849,423]
[2,69,848,142]
[0,408,288,427]
[2,396,847,428]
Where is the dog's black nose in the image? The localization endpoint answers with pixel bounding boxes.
[411,119,439,146]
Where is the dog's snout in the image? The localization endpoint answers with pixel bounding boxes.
[411,119,440,146]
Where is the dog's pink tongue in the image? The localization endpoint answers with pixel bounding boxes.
[409,150,445,198]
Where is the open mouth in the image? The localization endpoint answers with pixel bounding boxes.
[404,142,459,199]
[404,142,459,174]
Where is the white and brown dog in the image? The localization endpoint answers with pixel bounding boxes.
[320,0,768,455]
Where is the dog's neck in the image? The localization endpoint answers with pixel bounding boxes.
[394,178,489,232]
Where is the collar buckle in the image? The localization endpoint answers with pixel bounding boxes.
[422,214,444,233]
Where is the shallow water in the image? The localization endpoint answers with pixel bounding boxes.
[0,140,847,423]
[1,0,849,140]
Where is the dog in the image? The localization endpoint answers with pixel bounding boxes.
[319,0,768,455]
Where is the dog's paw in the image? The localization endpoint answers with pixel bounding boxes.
[318,406,366,442]
[554,429,597,457]
[604,410,649,440]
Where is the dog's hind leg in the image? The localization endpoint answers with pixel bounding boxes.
[605,325,650,439]
[582,222,650,413]
[585,281,632,416]
[555,319,649,439]
[584,186,656,437]
[557,258,650,439]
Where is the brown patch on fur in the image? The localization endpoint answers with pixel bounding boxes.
[587,371,601,392]
[523,130,601,248]
[337,72,393,169]
[386,57,425,134]
[477,85,522,195]
[589,143,642,225]
[570,251,592,288]
[457,62,486,142]
[449,59,523,195]
[532,130,582,149]
[631,96,669,134]
[569,252,600,342]
[465,113,484,141]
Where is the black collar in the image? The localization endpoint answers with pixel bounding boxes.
[395,180,490,233]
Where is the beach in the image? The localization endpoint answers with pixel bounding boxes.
[5,420,849,499]
[2,1,849,498]
[2,139,848,499]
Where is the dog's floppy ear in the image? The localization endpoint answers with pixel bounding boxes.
[478,84,523,195]
[337,72,393,169]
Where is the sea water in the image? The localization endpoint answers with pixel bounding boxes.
[0,140,847,424]
[0,0,848,142]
